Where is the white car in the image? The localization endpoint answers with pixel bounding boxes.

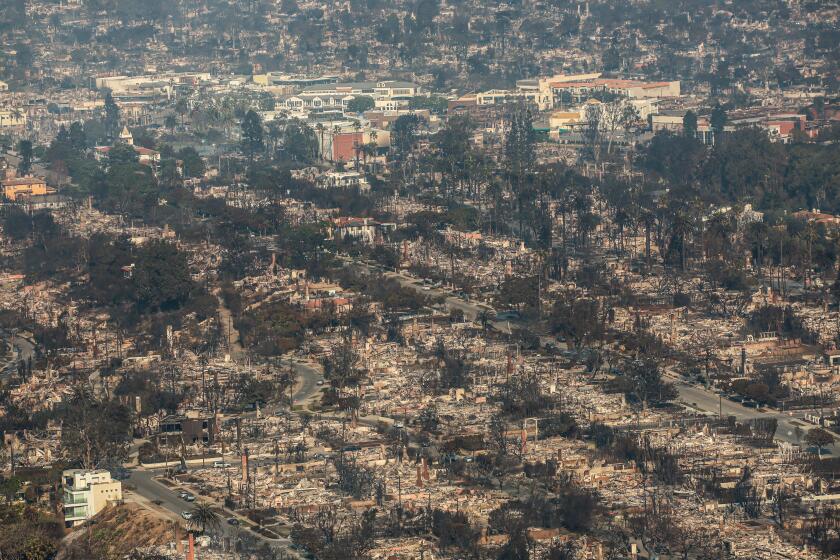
[213,461,232,468]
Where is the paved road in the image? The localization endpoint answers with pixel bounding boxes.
[367,259,822,449]
[130,470,195,522]
[0,330,36,385]
[668,372,812,447]
[129,468,294,551]
[286,358,323,404]
[341,258,506,328]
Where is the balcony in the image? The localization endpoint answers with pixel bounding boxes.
[64,505,88,520]
[63,491,88,505]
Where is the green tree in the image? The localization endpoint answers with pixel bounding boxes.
[241,109,264,161]
[174,98,189,125]
[391,114,420,158]
[177,146,205,178]
[0,504,62,560]
[710,104,727,139]
[17,139,32,175]
[103,90,121,140]
[414,0,439,31]
[0,477,21,505]
[69,122,87,151]
[97,162,157,215]
[107,142,139,165]
[189,502,221,534]
[683,110,698,139]
[346,96,375,114]
[134,240,194,312]
[282,119,318,163]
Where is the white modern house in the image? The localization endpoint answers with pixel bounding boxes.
[62,469,122,527]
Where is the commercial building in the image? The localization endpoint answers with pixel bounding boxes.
[548,77,681,103]
[252,73,339,89]
[62,469,122,528]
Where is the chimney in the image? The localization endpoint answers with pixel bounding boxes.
[186,532,194,560]
[416,465,423,488]
[422,457,429,481]
[242,450,249,482]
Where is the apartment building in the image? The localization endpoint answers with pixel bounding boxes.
[62,469,122,528]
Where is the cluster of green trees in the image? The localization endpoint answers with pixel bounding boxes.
[0,503,63,560]
[239,111,320,164]
[643,128,840,214]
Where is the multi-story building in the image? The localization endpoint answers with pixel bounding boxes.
[319,170,370,191]
[548,77,681,104]
[279,80,419,113]
[154,413,212,448]
[2,176,54,201]
[0,109,26,129]
[62,469,122,528]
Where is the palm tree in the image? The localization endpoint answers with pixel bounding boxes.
[353,135,362,170]
[368,130,379,174]
[189,502,221,535]
[315,123,325,161]
[331,125,341,162]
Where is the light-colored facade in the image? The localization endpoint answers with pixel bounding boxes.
[651,112,714,144]
[319,171,370,191]
[475,89,553,111]
[280,80,419,114]
[549,78,681,104]
[94,73,211,95]
[62,469,122,527]
[0,110,26,128]
[2,177,52,201]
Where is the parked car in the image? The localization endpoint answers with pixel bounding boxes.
[227,518,240,526]
[213,461,232,468]
[181,511,193,520]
